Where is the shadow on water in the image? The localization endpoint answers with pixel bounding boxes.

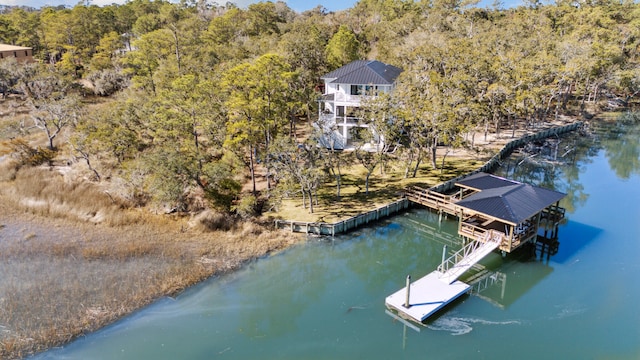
[552,221,603,264]
[449,218,601,312]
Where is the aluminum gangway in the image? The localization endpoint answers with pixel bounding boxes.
[437,230,502,284]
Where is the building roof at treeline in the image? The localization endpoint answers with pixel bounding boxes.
[0,44,32,51]
[321,60,402,85]
[455,172,566,225]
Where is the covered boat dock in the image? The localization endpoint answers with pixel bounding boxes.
[405,172,566,254]
[386,172,566,323]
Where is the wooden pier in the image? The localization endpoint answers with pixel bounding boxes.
[404,172,566,254]
[404,187,460,216]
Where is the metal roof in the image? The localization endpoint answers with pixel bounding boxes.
[455,173,566,225]
[455,172,519,191]
[321,60,402,85]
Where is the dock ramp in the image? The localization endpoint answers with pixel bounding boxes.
[437,231,502,284]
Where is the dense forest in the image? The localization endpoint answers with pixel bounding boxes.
[0,0,638,216]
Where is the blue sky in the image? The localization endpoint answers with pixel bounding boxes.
[1,0,522,12]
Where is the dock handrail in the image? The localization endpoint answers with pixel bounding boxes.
[459,222,487,239]
[405,187,458,215]
[437,230,502,274]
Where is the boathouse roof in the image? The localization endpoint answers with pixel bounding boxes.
[455,172,519,191]
[455,173,566,225]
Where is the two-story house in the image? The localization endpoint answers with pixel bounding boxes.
[317,60,402,150]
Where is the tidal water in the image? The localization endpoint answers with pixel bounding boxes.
[34,115,640,359]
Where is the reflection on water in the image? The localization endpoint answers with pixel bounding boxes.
[33,115,640,359]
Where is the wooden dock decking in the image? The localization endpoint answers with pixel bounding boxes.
[404,187,459,216]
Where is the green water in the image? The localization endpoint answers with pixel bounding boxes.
[34,116,640,359]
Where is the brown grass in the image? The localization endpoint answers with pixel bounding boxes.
[2,166,141,226]
[0,170,301,359]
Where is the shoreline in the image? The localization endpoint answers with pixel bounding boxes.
[273,121,583,236]
[0,204,302,359]
[0,114,593,359]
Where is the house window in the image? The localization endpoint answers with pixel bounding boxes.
[350,85,377,95]
[350,85,365,95]
[336,84,340,91]
[336,106,345,117]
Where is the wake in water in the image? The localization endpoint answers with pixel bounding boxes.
[426,303,586,336]
[427,314,522,335]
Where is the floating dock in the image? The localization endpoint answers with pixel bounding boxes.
[385,271,470,322]
[385,233,501,323]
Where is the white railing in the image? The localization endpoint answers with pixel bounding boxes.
[318,115,363,126]
[437,231,501,274]
[331,92,365,103]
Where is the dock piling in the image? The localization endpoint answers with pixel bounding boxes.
[441,245,448,269]
[404,275,411,308]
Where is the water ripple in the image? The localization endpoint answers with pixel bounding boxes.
[549,303,588,320]
[427,315,522,336]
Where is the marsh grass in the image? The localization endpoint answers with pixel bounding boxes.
[0,175,300,359]
[2,166,141,226]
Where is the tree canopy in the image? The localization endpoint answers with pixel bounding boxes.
[0,0,637,214]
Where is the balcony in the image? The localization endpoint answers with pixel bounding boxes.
[319,92,366,105]
[318,113,363,126]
